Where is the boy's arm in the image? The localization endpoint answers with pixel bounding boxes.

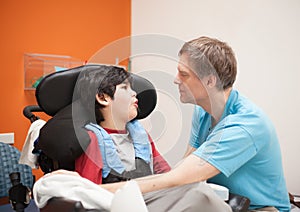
[147,133,171,173]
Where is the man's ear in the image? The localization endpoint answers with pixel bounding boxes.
[206,74,217,88]
[95,94,110,106]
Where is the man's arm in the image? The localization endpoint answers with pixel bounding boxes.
[183,145,197,158]
[101,154,220,194]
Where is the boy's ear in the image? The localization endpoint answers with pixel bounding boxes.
[95,94,110,106]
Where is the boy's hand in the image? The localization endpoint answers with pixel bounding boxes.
[46,169,80,177]
[100,181,127,193]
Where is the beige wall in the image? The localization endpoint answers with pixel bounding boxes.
[131,0,300,194]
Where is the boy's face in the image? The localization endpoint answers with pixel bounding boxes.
[111,80,138,123]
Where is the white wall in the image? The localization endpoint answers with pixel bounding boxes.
[131,0,300,194]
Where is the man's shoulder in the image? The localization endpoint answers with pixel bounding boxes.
[223,93,276,144]
[228,90,267,121]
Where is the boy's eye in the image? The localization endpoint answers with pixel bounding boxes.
[121,84,128,89]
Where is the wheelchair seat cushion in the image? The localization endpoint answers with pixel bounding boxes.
[37,100,91,169]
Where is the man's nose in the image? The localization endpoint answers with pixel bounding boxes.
[174,73,181,84]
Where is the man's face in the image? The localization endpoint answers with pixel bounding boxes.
[111,80,138,123]
[174,54,209,104]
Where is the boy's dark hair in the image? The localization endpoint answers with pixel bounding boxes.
[75,65,131,124]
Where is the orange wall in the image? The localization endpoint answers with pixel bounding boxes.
[0,0,130,177]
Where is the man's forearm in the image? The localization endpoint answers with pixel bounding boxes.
[135,173,174,193]
[100,173,168,194]
[100,155,220,194]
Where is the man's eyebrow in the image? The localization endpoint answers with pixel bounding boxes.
[178,68,188,74]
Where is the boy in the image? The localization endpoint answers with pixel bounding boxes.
[73,65,170,184]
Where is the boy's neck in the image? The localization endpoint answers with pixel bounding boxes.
[103,127,127,134]
[100,119,127,131]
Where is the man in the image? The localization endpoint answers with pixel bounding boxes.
[101,36,290,211]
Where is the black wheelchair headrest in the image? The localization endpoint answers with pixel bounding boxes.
[35,64,157,119]
[35,65,157,170]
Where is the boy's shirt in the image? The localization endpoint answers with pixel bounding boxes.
[75,128,170,184]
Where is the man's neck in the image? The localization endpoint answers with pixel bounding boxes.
[200,88,232,127]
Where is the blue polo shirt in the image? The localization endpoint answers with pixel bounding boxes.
[190,90,290,211]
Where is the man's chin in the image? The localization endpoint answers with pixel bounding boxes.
[180,96,195,104]
[179,96,189,103]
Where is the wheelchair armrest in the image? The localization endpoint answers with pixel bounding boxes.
[40,197,86,212]
[226,193,250,212]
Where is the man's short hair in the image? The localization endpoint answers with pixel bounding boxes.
[179,36,237,90]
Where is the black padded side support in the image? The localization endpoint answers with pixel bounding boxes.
[131,74,157,120]
[37,100,91,168]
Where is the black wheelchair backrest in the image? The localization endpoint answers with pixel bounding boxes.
[24,64,157,173]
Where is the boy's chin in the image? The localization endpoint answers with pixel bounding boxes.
[128,112,138,121]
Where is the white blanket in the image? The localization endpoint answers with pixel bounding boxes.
[19,119,46,168]
[33,173,148,211]
[33,173,227,211]
[33,173,113,211]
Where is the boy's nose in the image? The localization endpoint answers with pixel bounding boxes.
[131,89,137,96]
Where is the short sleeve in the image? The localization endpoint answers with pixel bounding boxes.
[193,124,257,177]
